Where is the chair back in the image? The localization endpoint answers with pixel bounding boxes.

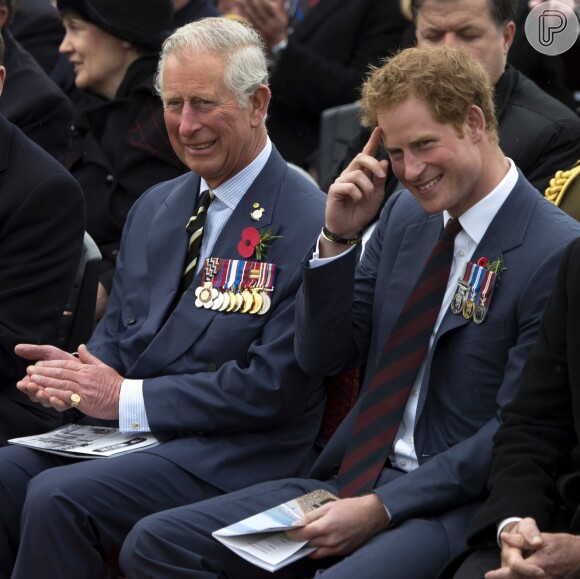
[317,101,362,190]
[55,232,101,351]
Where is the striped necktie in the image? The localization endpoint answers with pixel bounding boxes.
[180,188,214,293]
[337,218,462,498]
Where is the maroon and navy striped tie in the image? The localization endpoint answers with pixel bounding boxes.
[337,218,462,498]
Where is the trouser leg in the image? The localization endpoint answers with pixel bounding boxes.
[121,478,337,579]
[0,446,71,579]
[12,451,222,579]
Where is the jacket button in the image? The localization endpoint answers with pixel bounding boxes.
[106,174,114,184]
[125,317,136,325]
[207,363,217,372]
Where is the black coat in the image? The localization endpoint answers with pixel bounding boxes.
[66,56,188,290]
[467,237,580,546]
[0,114,85,445]
[0,29,73,165]
[267,0,406,168]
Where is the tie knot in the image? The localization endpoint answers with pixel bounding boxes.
[199,188,214,208]
[440,218,462,242]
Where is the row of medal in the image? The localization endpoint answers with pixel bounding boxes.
[194,257,276,316]
[450,260,498,324]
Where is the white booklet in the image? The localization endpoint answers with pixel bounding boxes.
[212,489,338,573]
[9,424,159,458]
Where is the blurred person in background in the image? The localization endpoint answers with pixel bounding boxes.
[0,0,73,162]
[55,0,188,321]
[0,31,84,446]
[219,0,407,175]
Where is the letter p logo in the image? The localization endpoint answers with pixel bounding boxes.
[526,0,579,56]
[539,9,567,46]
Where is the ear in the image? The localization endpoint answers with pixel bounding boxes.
[465,104,486,143]
[249,84,271,128]
[0,66,5,96]
[502,21,516,55]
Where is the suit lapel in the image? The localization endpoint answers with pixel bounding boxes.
[437,173,534,339]
[0,116,13,174]
[417,173,538,415]
[143,173,200,330]
[127,149,288,376]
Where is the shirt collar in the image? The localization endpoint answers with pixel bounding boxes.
[199,138,272,210]
[443,158,518,245]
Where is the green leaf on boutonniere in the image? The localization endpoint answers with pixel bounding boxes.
[486,255,506,280]
[255,228,283,261]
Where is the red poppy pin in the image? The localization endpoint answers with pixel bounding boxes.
[237,227,281,261]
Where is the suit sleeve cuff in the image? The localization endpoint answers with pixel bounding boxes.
[497,517,523,546]
[309,235,355,268]
[119,379,151,433]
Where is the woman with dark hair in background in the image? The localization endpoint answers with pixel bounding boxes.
[56,0,187,320]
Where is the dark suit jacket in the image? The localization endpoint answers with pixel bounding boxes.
[0,30,73,165]
[87,147,328,492]
[0,114,85,445]
[467,237,580,546]
[296,173,580,545]
[267,0,406,168]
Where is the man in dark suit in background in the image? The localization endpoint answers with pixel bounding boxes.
[118,46,580,579]
[449,237,580,577]
[0,32,84,446]
[0,0,73,163]
[0,17,327,579]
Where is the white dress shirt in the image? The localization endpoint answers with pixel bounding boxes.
[312,159,518,472]
[118,139,273,433]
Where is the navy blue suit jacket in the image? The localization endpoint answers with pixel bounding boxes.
[88,147,327,492]
[296,172,580,534]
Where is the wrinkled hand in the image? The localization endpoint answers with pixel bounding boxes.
[16,344,123,420]
[231,0,288,50]
[285,494,389,559]
[523,533,580,578]
[486,518,545,578]
[322,127,388,257]
[489,530,580,579]
[16,344,78,404]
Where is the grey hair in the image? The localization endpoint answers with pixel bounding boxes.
[154,17,269,108]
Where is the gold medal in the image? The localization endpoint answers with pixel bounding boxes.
[249,290,263,314]
[234,293,244,312]
[241,289,254,313]
[462,299,475,320]
[226,291,237,312]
